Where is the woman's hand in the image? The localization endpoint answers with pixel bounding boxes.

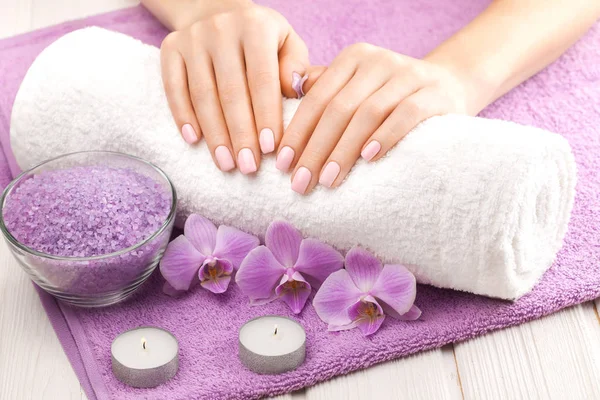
[159,0,309,173]
[276,43,471,194]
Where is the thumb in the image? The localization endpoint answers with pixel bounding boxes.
[279,29,310,98]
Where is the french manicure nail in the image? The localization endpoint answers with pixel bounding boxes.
[276,146,295,172]
[361,141,381,161]
[181,124,198,144]
[292,167,312,194]
[215,146,235,172]
[319,162,341,188]
[238,148,257,174]
[259,128,275,154]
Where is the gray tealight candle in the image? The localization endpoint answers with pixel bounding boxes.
[111,326,179,388]
[239,315,306,374]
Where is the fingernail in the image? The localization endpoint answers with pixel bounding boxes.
[181,124,198,144]
[361,141,381,161]
[276,146,295,172]
[215,146,235,172]
[292,167,311,194]
[238,148,257,174]
[259,128,275,154]
[319,162,340,188]
[292,72,309,99]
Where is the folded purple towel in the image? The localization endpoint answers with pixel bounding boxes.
[1,2,599,400]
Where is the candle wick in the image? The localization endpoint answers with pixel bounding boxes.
[274,325,278,336]
[141,337,147,350]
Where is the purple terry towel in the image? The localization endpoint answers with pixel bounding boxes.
[0,2,599,399]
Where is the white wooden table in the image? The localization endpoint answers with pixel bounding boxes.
[1,2,600,399]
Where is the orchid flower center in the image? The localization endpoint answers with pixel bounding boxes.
[282,279,305,291]
[202,259,227,281]
[358,301,382,319]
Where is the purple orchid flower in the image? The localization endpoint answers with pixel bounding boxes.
[235,220,344,314]
[159,214,259,294]
[313,247,421,336]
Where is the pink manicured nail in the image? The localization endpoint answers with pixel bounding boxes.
[319,162,340,188]
[181,124,198,144]
[292,167,312,194]
[361,141,381,161]
[259,128,275,154]
[276,146,295,172]
[238,148,257,174]
[215,146,235,172]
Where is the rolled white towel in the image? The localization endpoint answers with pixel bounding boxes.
[10,27,576,299]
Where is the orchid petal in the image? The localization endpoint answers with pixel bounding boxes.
[328,321,359,332]
[200,274,232,294]
[344,247,383,292]
[275,272,312,314]
[249,293,280,306]
[162,281,187,297]
[398,305,422,320]
[293,238,344,288]
[371,264,417,316]
[236,246,285,301]
[184,214,217,255]
[159,235,205,291]
[212,225,259,269]
[348,296,385,336]
[313,269,363,326]
[265,220,303,268]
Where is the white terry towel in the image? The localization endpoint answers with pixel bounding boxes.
[10,27,577,300]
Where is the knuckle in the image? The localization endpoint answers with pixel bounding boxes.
[160,32,179,50]
[249,70,279,91]
[218,83,245,105]
[326,97,355,118]
[401,98,425,120]
[347,42,374,56]
[360,100,388,120]
[189,80,215,100]
[242,6,267,23]
[208,13,231,32]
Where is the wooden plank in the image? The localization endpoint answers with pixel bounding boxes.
[0,239,83,400]
[29,0,139,29]
[0,0,32,39]
[304,345,463,400]
[454,302,600,400]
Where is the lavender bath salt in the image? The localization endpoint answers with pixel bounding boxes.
[2,164,174,300]
[3,166,170,256]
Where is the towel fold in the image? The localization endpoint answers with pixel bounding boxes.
[10,27,576,299]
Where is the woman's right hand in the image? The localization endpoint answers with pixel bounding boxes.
[160,0,310,173]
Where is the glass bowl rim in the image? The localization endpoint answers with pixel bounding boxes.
[0,150,177,261]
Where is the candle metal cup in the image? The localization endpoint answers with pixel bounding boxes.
[111,326,179,388]
[238,316,306,375]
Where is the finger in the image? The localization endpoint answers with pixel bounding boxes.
[364,87,445,163]
[291,68,390,194]
[276,57,357,173]
[212,45,260,174]
[279,29,310,98]
[185,51,236,172]
[302,65,327,93]
[160,40,202,145]
[319,77,422,188]
[244,30,282,154]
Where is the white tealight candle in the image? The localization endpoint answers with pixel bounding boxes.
[239,316,306,374]
[111,326,179,388]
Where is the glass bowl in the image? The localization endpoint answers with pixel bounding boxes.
[0,151,177,307]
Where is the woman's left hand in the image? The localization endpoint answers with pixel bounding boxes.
[276,43,472,194]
